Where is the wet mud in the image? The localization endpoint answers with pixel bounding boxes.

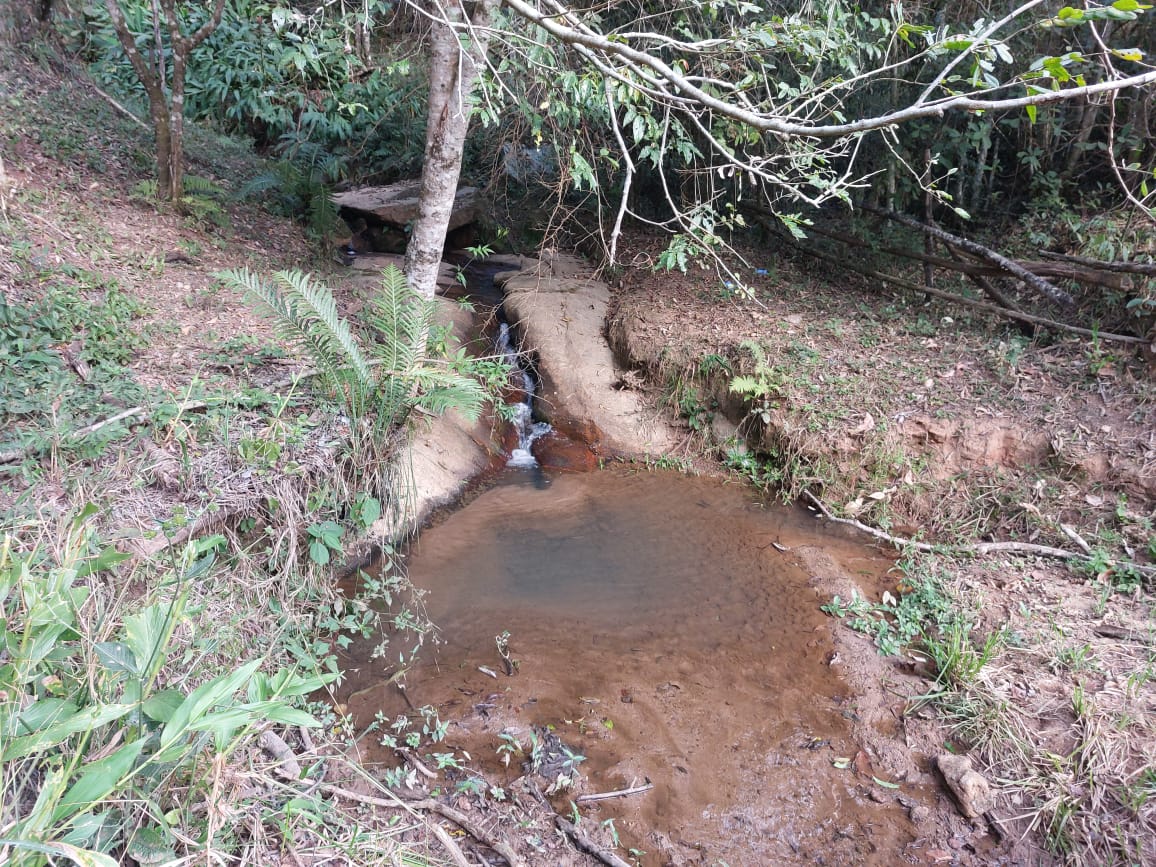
[339,468,942,865]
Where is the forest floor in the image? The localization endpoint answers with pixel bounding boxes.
[3,51,1155,867]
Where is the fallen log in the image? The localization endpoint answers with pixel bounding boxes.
[1040,251,1156,276]
[789,234,1145,345]
[861,206,1076,308]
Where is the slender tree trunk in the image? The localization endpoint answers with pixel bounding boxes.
[404,0,499,300]
[106,0,224,201]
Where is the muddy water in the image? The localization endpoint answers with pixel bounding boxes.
[341,468,930,865]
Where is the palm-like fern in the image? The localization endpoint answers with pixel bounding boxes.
[216,265,487,430]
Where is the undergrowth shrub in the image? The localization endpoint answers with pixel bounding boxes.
[0,508,331,866]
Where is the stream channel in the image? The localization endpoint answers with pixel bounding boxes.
[335,263,936,865]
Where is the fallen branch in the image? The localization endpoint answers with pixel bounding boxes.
[802,491,1073,558]
[318,784,525,867]
[555,816,633,867]
[942,241,1024,315]
[801,220,1123,295]
[429,823,472,867]
[803,490,1156,579]
[85,81,150,130]
[1040,251,1156,276]
[862,206,1076,308]
[790,238,1144,345]
[576,781,654,803]
[0,406,147,464]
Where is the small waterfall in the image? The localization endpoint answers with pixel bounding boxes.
[496,321,552,468]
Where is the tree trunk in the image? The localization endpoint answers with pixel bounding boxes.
[404,0,499,300]
[106,0,224,201]
[152,102,173,197]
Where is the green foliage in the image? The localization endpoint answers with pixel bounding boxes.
[822,553,957,656]
[729,340,784,425]
[238,143,341,240]
[217,266,490,434]
[0,273,148,459]
[81,0,427,181]
[0,510,331,866]
[306,520,343,566]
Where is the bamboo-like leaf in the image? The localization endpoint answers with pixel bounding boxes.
[52,740,146,822]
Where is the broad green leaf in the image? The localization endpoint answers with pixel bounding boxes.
[60,811,117,848]
[123,598,185,685]
[0,839,118,867]
[53,740,145,821]
[158,659,262,756]
[3,703,133,761]
[94,642,138,675]
[1025,104,1037,124]
[76,546,131,578]
[141,689,185,723]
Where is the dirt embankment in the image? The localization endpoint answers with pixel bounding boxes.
[605,233,1156,542]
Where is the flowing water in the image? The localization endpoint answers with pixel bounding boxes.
[338,468,935,865]
[495,321,552,469]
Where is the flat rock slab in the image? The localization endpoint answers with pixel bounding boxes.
[502,270,677,457]
[333,181,478,231]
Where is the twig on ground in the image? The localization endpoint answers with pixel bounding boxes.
[398,748,439,780]
[319,783,525,867]
[86,81,150,130]
[555,816,633,867]
[576,781,654,803]
[802,490,1156,576]
[0,406,148,464]
[429,822,472,867]
[802,490,1071,558]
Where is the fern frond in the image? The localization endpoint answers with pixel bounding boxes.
[365,265,432,378]
[218,267,373,417]
[738,339,767,367]
[409,368,488,423]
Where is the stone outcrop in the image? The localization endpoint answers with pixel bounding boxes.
[370,299,503,541]
[333,181,477,231]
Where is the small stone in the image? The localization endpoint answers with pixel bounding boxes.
[936,754,995,819]
[910,805,931,822]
